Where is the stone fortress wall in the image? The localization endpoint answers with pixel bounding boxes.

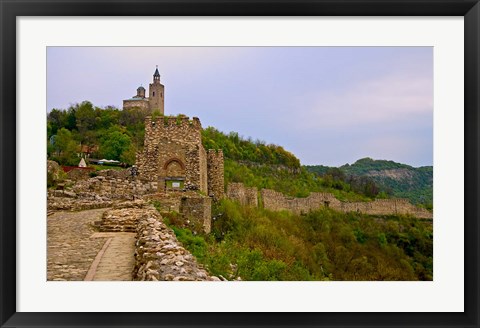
[226,182,259,207]
[227,182,432,219]
[71,174,157,199]
[207,150,225,201]
[260,188,341,214]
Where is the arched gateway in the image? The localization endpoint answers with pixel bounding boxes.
[163,158,185,190]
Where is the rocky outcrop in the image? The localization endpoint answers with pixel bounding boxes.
[47,160,65,185]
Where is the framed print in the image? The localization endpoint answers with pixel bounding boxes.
[1,0,479,327]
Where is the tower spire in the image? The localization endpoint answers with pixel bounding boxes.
[153,65,160,83]
[149,66,164,114]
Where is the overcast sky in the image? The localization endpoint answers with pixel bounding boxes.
[47,47,433,167]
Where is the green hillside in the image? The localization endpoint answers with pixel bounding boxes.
[159,200,433,281]
[305,158,433,207]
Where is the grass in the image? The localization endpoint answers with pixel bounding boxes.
[91,164,125,171]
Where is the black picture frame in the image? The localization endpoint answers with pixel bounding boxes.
[1,1,479,327]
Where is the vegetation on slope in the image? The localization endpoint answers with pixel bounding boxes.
[202,127,301,169]
[160,199,433,281]
[202,127,382,201]
[305,157,433,207]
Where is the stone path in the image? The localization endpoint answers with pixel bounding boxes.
[84,232,136,281]
[48,209,136,281]
[48,209,107,281]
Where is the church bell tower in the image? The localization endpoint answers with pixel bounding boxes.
[149,65,165,114]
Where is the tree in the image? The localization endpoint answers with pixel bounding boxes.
[47,108,68,135]
[120,144,137,165]
[99,126,132,161]
[74,101,96,143]
[53,128,79,165]
[95,106,120,130]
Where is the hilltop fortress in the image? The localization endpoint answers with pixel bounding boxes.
[49,68,432,236]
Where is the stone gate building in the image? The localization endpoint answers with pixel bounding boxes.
[136,116,224,200]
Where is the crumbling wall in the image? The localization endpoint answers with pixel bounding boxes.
[179,196,212,233]
[227,182,258,207]
[259,187,432,219]
[71,175,157,199]
[99,201,148,232]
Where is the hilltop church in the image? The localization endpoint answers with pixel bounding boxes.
[123,66,165,113]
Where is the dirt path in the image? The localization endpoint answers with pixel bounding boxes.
[47,208,136,281]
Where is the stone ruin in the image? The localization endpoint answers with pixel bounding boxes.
[226,182,433,219]
[48,114,227,233]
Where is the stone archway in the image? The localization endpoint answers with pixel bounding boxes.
[163,158,186,190]
[164,158,185,176]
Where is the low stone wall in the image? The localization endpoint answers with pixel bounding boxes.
[344,198,432,218]
[72,175,157,199]
[96,168,133,180]
[47,194,117,211]
[66,168,94,181]
[133,207,219,281]
[227,182,258,207]
[260,188,432,219]
[47,172,156,211]
[100,200,148,232]
[260,189,340,215]
[143,193,182,212]
[179,196,212,233]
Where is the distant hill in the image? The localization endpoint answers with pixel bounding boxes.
[305,157,433,206]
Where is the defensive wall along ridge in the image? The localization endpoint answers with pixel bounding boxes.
[227,182,433,219]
